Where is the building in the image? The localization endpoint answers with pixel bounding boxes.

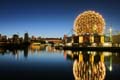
[12,34,19,44]
[112,35,120,47]
[0,34,2,42]
[24,33,29,43]
[1,35,7,42]
[72,33,104,47]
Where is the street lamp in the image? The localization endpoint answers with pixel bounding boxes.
[109,27,112,43]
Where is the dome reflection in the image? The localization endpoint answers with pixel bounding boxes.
[72,52,106,80]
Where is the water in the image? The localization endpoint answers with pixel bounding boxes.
[0,45,120,80]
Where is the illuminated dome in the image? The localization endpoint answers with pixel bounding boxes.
[74,10,105,35]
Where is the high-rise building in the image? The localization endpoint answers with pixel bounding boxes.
[24,33,29,43]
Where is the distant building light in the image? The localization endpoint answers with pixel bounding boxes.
[102,42,112,47]
[91,43,97,47]
[66,43,72,46]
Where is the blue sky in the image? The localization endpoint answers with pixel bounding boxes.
[0,0,120,37]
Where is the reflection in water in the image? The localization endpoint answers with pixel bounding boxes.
[0,44,47,58]
[0,46,120,79]
[24,47,28,58]
[0,48,7,54]
[29,44,46,53]
[46,46,56,52]
[0,48,29,58]
[66,51,106,80]
[0,45,60,59]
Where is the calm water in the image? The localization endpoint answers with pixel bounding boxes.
[0,45,120,80]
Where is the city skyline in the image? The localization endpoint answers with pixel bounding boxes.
[0,0,120,37]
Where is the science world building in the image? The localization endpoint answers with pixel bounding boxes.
[71,10,106,46]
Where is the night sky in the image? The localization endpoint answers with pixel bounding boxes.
[0,0,120,37]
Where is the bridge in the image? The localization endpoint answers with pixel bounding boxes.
[43,38,62,44]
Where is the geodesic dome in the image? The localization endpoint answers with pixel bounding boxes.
[74,10,105,35]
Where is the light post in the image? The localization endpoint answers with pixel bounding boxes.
[109,27,112,43]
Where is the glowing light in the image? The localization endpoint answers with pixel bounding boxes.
[102,52,112,56]
[74,10,105,35]
[66,43,72,46]
[109,27,112,32]
[102,42,112,47]
[79,36,83,43]
[109,65,112,71]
